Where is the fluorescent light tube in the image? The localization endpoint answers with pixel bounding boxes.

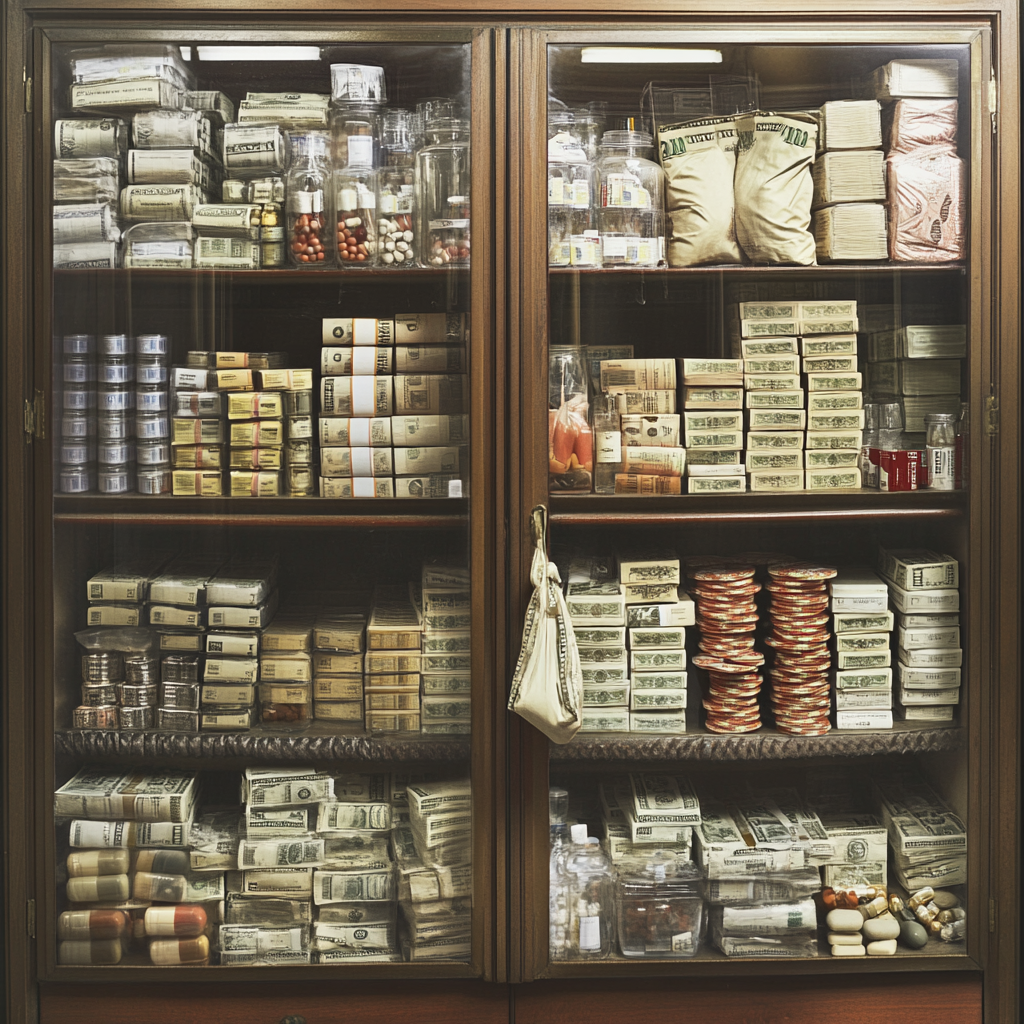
[196,45,321,62]
[580,47,723,64]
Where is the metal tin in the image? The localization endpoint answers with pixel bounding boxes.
[98,464,133,494]
[99,334,130,356]
[186,351,214,369]
[63,386,97,410]
[282,390,313,416]
[158,708,199,732]
[60,442,96,465]
[81,683,119,706]
[222,179,246,202]
[136,440,171,465]
[119,705,155,730]
[98,440,135,465]
[98,357,132,384]
[63,357,97,383]
[64,334,95,355]
[82,651,124,682]
[286,415,313,439]
[124,657,159,684]
[62,413,96,439]
[97,412,131,440]
[136,334,169,356]
[138,467,172,494]
[159,682,200,709]
[285,464,315,495]
[137,358,169,385]
[98,385,134,412]
[136,387,169,412]
[59,466,95,493]
[283,438,313,464]
[120,682,159,705]
[261,241,285,268]
[73,705,119,729]
[161,655,201,683]
[136,413,170,439]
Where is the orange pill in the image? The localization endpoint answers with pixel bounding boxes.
[144,905,207,938]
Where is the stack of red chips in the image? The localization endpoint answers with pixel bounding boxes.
[688,562,765,734]
[764,562,838,736]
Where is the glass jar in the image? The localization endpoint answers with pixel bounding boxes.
[566,836,615,959]
[334,120,377,268]
[596,130,665,268]
[377,110,418,268]
[925,411,957,490]
[548,114,598,268]
[417,117,471,267]
[615,855,704,958]
[548,347,592,492]
[591,393,624,494]
[285,132,330,267]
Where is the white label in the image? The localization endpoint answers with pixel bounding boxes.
[927,446,955,489]
[339,188,358,211]
[548,176,565,206]
[602,236,628,258]
[352,477,376,498]
[447,479,463,498]
[347,135,374,167]
[348,419,371,447]
[379,193,398,214]
[350,448,373,476]
[596,430,622,464]
[351,377,376,417]
[578,916,601,951]
[571,181,591,209]
[671,931,694,953]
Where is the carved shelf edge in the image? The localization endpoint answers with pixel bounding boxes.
[55,729,471,763]
[550,725,966,762]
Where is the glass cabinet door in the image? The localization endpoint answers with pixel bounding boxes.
[38,24,497,978]
[511,23,995,982]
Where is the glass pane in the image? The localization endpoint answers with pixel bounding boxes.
[542,38,972,967]
[49,36,476,970]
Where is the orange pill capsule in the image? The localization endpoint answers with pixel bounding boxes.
[144,905,207,938]
[149,934,210,965]
[58,909,128,942]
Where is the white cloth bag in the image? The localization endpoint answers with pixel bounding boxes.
[508,506,582,744]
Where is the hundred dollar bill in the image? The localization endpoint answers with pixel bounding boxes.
[421,673,471,694]
[745,390,805,409]
[422,654,471,672]
[580,709,630,732]
[403,864,473,903]
[317,802,392,832]
[574,627,627,647]
[746,451,803,471]
[581,666,629,686]
[805,450,859,468]
[313,921,396,950]
[73,78,183,113]
[683,411,743,433]
[687,476,745,493]
[741,319,799,338]
[421,721,472,735]
[888,814,968,858]
[238,838,325,869]
[69,819,190,849]
[803,355,858,374]
[55,117,125,159]
[683,387,743,409]
[739,337,799,357]
[629,774,701,825]
[837,651,891,669]
[895,859,967,890]
[807,411,865,431]
[314,869,395,904]
[224,895,312,927]
[734,800,802,847]
[833,610,893,633]
[421,699,472,721]
[245,807,311,837]
[56,768,198,823]
[806,468,862,489]
[748,409,806,430]
[582,685,630,707]
[834,669,893,690]
[737,301,799,320]
[632,671,687,690]
[407,781,472,814]
[836,635,890,652]
[623,583,679,604]
[401,896,473,922]
[404,937,472,961]
[322,838,391,871]
[630,690,686,710]
[801,317,859,335]
[685,449,743,466]
[220,950,312,966]
[243,768,335,808]
[744,373,802,391]
[238,868,314,897]
[631,650,686,670]
[822,862,887,888]
[806,372,863,391]
[744,356,800,375]
[801,334,857,356]
[750,470,804,491]
[804,429,862,450]
[629,820,696,844]
[807,391,863,412]
[422,590,471,615]
[315,948,402,964]
[629,627,685,649]
[422,614,471,634]
[686,430,743,449]
[680,358,743,382]
[747,431,803,450]
[219,924,308,953]
[410,811,473,848]
[577,646,628,665]
[629,712,686,734]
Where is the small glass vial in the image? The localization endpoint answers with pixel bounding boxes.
[285,131,330,267]
[566,834,615,960]
[925,412,957,490]
[860,403,880,488]
[592,393,623,494]
[334,120,377,267]
[417,117,471,267]
[596,130,664,268]
[377,110,418,267]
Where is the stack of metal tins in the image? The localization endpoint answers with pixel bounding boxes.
[96,333,136,494]
[60,333,98,493]
[134,334,171,494]
[170,357,227,495]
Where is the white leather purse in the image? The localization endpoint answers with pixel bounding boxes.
[508,505,583,744]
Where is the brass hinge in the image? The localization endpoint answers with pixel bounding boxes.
[24,389,45,442]
[988,71,997,134]
[24,70,32,113]
[984,394,999,436]
[26,899,36,939]
[989,897,996,932]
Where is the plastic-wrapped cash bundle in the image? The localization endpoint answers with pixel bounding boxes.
[400,779,472,960]
[312,593,368,726]
[364,585,423,732]
[681,359,744,493]
[419,563,471,734]
[68,45,194,114]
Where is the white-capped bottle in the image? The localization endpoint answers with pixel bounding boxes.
[566,832,615,959]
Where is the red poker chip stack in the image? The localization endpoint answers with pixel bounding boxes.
[688,563,765,734]
[764,561,838,736]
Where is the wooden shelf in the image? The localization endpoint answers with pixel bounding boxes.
[53,495,468,527]
[55,728,470,763]
[53,267,468,286]
[550,722,965,762]
[549,488,965,524]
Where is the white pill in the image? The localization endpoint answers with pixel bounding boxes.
[862,914,900,942]
[403,230,414,242]
[382,252,394,264]
[396,241,409,253]
[378,221,389,234]
[393,250,405,262]
[867,939,898,956]
[826,909,864,933]
[345,217,361,228]
[385,240,396,251]
[828,932,863,946]
[832,944,866,957]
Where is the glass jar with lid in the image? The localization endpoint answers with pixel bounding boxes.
[377,110,418,268]
[548,112,598,268]
[565,834,615,959]
[417,116,471,267]
[285,131,330,267]
[596,129,665,268]
[925,411,957,490]
[615,854,704,958]
[334,120,378,268]
[548,346,592,493]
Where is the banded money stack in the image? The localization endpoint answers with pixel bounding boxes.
[364,585,423,732]
[597,359,682,494]
[312,594,369,727]
[877,548,962,724]
[420,564,473,735]
[598,776,693,871]
[681,359,745,494]
[828,568,895,730]
[319,314,469,498]
[259,612,315,729]
[811,100,888,262]
[401,780,473,960]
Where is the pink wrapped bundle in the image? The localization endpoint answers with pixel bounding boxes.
[886,145,965,262]
[884,99,959,153]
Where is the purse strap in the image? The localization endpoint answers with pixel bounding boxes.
[529,505,561,613]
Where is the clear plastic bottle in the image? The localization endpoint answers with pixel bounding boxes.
[615,854,704,958]
[334,120,377,268]
[592,393,623,494]
[859,402,880,488]
[566,834,616,959]
[548,113,598,268]
[377,111,418,268]
[548,789,571,961]
[925,411,957,490]
[596,130,664,268]
[417,117,471,267]
[285,132,330,267]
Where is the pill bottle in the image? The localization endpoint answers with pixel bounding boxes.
[98,334,130,356]
[137,466,172,495]
[548,111,597,267]
[925,411,957,490]
[377,110,418,267]
[136,440,171,466]
[98,463,133,494]
[97,411,131,439]
[136,333,168,356]
[418,116,471,267]
[596,130,664,268]
[98,356,132,385]
[62,412,96,439]
[334,120,378,268]
[97,384,134,413]
[592,393,624,494]
[285,131,331,267]
[98,440,134,465]
[64,355,96,383]
[566,835,616,959]
[61,441,96,466]
[63,333,95,355]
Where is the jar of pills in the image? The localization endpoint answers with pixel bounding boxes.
[596,130,664,268]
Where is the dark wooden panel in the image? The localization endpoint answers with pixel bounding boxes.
[41,981,511,1024]
[512,975,983,1024]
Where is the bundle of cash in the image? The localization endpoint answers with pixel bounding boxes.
[813,203,888,261]
[817,100,883,151]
